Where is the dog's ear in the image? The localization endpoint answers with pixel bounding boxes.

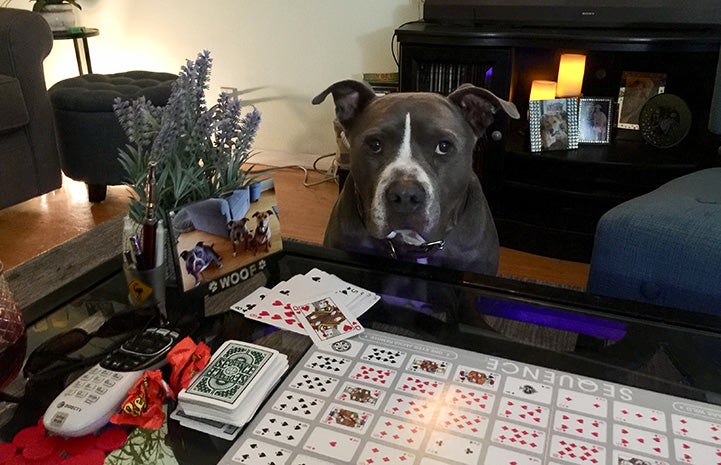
[266,209,274,216]
[195,241,204,247]
[447,84,520,137]
[312,80,377,129]
[180,251,189,259]
[252,211,260,218]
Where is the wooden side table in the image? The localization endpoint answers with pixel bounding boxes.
[52,27,99,75]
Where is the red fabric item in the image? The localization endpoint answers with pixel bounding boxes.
[109,370,169,429]
[95,427,128,452]
[166,337,210,396]
[60,434,96,456]
[62,448,105,465]
[11,425,45,449]
[0,442,17,462]
[20,436,57,460]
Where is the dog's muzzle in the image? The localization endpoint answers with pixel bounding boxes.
[385,180,426,214]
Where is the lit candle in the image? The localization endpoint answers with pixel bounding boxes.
[530,80,557,100]
[556,53,586,97]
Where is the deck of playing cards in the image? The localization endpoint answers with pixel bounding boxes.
[231,268,379,348]
[176,339,288,429]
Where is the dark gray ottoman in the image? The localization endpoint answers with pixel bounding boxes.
[48,71,176,202]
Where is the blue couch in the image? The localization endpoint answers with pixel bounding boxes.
[587,168,721,314]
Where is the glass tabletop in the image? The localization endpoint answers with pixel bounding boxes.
[2,240,720,463]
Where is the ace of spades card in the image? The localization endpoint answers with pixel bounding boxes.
[291,296,363,347]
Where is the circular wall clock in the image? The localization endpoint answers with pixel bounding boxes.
[638,93,692,149]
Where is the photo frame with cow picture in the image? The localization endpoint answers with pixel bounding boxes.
[578,97,613,144]
[529,98,579,152]
[166,180,283,300]
[617,71,666,130]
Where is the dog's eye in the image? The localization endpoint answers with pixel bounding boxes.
[435,140,453,155]
[366,138,382,154]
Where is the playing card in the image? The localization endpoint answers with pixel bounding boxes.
[425,431,483,465]
[383,393,434,424]
[613,424,669,457]
[549,434,606,465]
[320,403,373,433]
[348,362,397,387]
[491,419,546,454]
[252,413,310,447]
[356,441,415,465]
[291,454,336,465]
[406,355,451,379]
[302,426,361,462]
[371,416,426,449]
[672,414,721,445]
[244,283,306,334]
[303,351,352,376]
[290,296,364,348]
[613,450,669,465]
[180,340,277,410]
[444,384,496,414]
[336,381,385,409]
[503,376,553,404]
[556,388,608,417]
[395,373,445,399]
[230,286,271,314]
[360,345,408,367]
[170,407,241,440]
[271,390,326,420]
[287,370,340,397]
[674,437,721,464]
[435,406,489,439]
[614,401,667,432]
[483,445,542,465]
[498,396,550,428]
[454,365,500,391]
[231,438,292,465]
[553,410,607,442]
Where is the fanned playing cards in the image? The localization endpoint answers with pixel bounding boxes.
[231,268,378,347]
[176,339,288,429]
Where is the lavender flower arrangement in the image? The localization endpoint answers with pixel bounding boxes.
[114,50,261,222]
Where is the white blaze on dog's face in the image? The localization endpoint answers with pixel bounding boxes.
[349,93,478,240]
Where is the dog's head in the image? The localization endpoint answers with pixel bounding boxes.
[252,210,274,229]
[313,80,519,241]
[541,113,567,137]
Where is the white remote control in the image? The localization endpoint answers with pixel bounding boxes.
[44,327,180,437]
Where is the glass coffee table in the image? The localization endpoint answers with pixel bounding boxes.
[2,239,720,465]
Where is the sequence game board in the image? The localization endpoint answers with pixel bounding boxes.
[218,329,721,465]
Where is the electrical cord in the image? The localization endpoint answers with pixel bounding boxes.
[251,153,338,188]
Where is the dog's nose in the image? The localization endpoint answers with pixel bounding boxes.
[385,180,426,213]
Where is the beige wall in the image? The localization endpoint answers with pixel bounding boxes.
[38,0,421,162]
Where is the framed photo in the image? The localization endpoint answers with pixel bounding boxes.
[166,181,282,301]
[529,98,579,152]
[617,71,666,130]
[578,97,613,144]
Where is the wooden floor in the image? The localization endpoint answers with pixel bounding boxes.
[0,168,589,289]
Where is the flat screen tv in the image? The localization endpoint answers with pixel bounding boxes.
[424,0,721,28]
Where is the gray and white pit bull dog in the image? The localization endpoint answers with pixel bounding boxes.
[313,80,519,275]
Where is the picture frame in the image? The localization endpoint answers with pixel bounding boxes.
[617,71,666,130]
[166,181,282,302]
[529,98,579,152]
[578,97,613,144]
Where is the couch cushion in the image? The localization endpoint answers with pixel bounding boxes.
[48,71,177,112]
[0,75,29,132]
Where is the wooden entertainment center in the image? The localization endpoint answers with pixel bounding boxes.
[395,22,721,261]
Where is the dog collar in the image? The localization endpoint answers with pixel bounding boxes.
[386,236,445,260]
